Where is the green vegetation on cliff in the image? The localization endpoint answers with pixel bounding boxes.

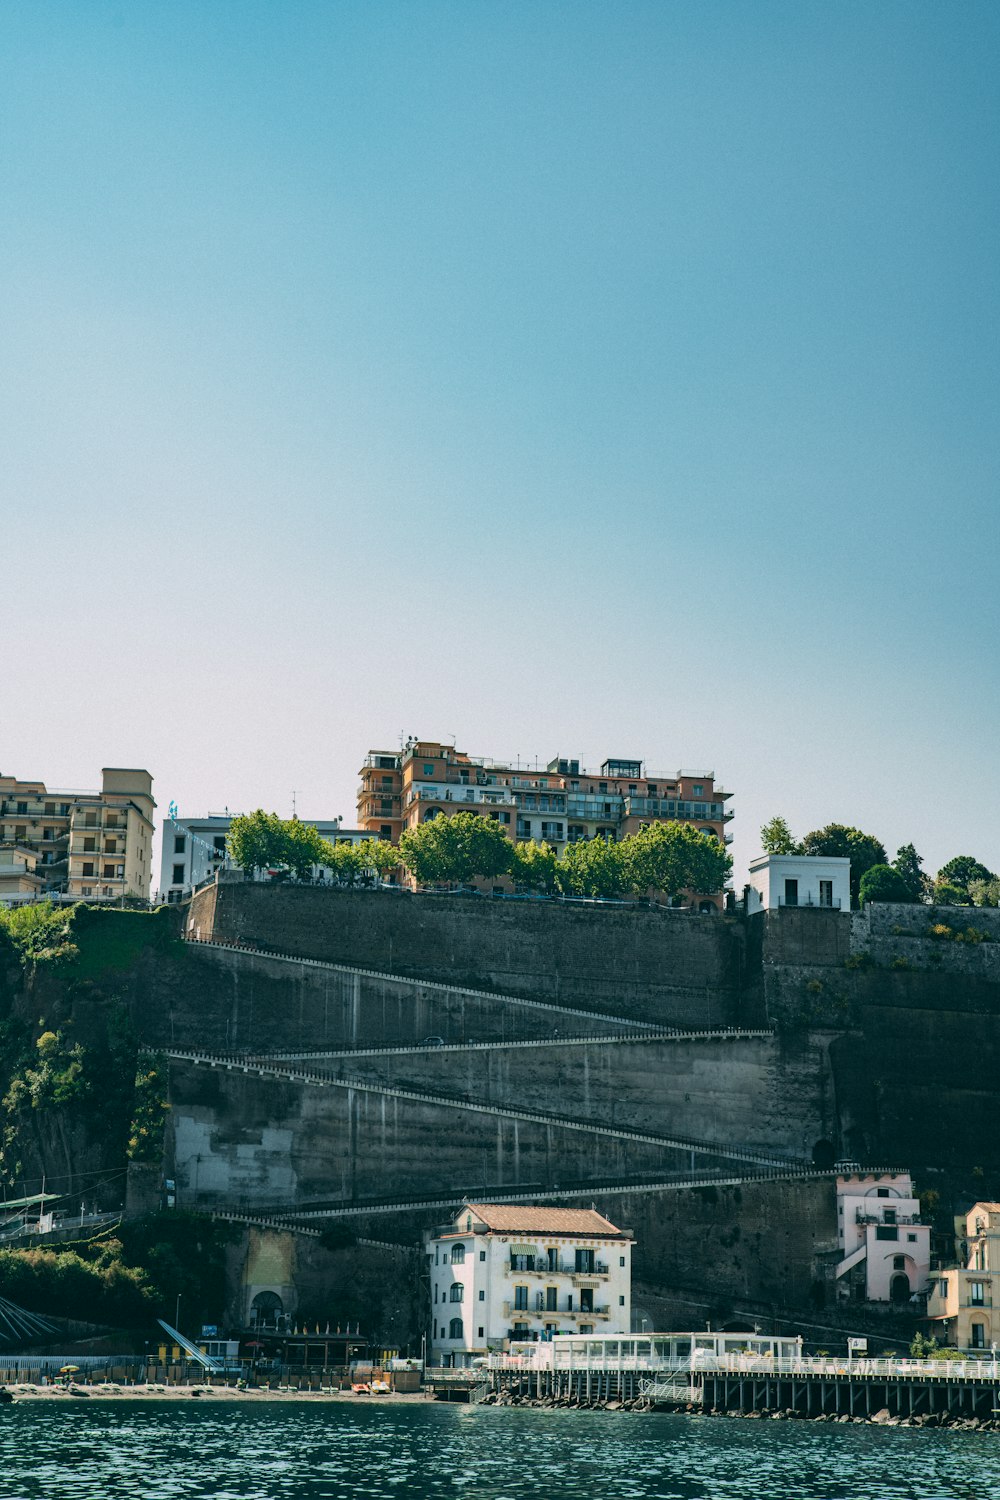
[0,1212,234,1330]
[398,811,732,897]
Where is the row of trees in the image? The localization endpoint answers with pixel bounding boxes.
[398,812,732,899]
[226,809,732,900]
[226,811,399,885]
[760,817,998,908]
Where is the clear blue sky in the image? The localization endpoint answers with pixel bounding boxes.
[3,0,998,887]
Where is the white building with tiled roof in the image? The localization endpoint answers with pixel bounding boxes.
[426,1203,634,1366]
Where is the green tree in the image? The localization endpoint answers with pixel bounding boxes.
[225,810,287,876]
[799,824,887,909]
[355,839,401,884]
[556,836,628,898]
[968,876,1000,908]
[760,817,799,855]
[859,864,917,906]
[512,840,560,893]
[891,844,929,903]
[398,812,514,886]
[625,821,732,900]
[937,855,996,898]
[933,881,968,906]
[280,818,328,880]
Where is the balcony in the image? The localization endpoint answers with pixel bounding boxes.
[856,1213,920,1226]
[778,896,842,910]
[505,1259,609,1277]
[406,788,516,808]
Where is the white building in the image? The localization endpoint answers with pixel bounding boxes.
[158,813,372,901]
[834,1169,931,1305]
[746,853,851,914]
[426,1203,634,1367]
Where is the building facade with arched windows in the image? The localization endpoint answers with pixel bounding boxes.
[426,1203,634,1368]
[928,1202,1000,1352]
[833,1170,931,1306]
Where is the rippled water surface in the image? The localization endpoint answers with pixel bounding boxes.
[0,1403,997,1500]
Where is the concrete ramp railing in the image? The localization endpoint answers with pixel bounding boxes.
[166,1047,805,1171]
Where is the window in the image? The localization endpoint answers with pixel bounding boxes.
[514,1286,528,1310]
[580,1289,594,1313]
[173,835,185,854]
[784,878,799,907]
[875,1226,898,1241]
[478,1327,484,1338]
[380,826,392,839]
[545,1287,557,1311]
[876,1188,890,1198]
[970,1282,986,1306]
[82,886,92,897]
[173,864,185,884]
[884,1209,897,1225]
[16,802,27,815]
[693,784,704,796]
[214,836,226,853]
[619,1256,626,1267]
[103,864,115,879]
[82,862,94,877]
[575,1248,595,1273]
[449,1284,463,1302]
[60,804,70,816]
[819,880,834,907]
[448,1318,463,1341]
[579,1325,593,1335]
[479,1251,486,1262]
[971,1322,986,1348]
[44,803,55,815]
[15,826,26,841]
[478,1290,485,1301]
[423,764,435,776]
[619,1295,625,1306]
[510,1253,531,1272]
[893,1256,906,1270]
[105,839,117,854]
[451,1244,465,1264]
[907,1233,917,1243]
[547,1248,558,1271]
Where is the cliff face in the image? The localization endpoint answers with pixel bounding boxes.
[4,891,1000,1333]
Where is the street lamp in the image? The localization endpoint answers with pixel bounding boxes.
[175,1292,182,1333]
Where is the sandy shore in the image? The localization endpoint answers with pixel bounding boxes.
[5,1384,433,1404]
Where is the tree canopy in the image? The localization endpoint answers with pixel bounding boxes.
[398,811,515,886]
[799,824,887,908]
[226,813,398,884]
[760,817,799,855]
[625,820,732,899]
[858,864,918,906]
[936,855,996,897]
[891,844,928,903]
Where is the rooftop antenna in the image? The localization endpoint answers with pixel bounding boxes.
[291,790,299,817]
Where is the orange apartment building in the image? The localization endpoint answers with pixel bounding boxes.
[357,739,733,863]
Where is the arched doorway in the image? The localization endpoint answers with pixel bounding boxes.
[250,1290,283,1329]
[890,1273,910,1305]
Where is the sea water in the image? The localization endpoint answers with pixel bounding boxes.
[0,1402,996,1500]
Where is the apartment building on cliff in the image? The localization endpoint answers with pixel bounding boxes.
[358,739,733,856]
[426,1204,633,1366]
[0,768,155,904]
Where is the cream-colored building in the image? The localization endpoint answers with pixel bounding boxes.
[927,1202,1000,1352]
[426,1203,634,1367]
[0,768,155,903]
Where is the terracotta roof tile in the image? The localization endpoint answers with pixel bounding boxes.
[462,1203,627,1237]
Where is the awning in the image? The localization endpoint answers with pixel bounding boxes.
[509,1244,536,1256]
